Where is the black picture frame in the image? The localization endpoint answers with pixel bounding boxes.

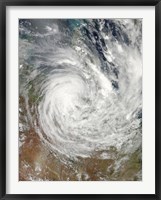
[0,0,161,199]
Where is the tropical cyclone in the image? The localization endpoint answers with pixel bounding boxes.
[19,19,142,170]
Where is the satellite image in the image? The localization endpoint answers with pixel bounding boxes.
[19,19,142,181]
